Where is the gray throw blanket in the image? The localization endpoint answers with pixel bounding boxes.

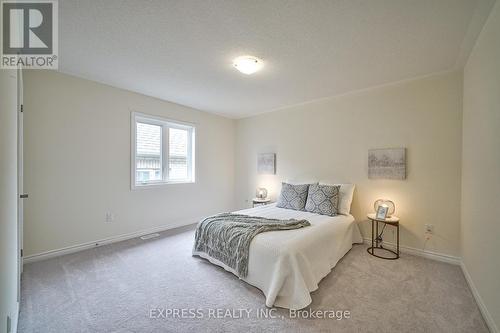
[192,213,310,278]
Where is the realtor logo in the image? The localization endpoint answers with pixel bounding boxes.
[1,0,58,69]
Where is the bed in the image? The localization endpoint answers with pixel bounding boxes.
[193,202,363,310]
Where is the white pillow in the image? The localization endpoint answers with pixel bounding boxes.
[319,182,355,215]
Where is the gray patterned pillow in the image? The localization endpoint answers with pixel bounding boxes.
[276,182,311,211]
[305,184,340,216]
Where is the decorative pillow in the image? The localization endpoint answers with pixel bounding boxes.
[276,182,311,211]
[305,184,340,216]
[319,182,355,215]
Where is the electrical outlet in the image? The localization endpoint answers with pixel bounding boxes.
[105,212,115,223]
[424,224,434,233]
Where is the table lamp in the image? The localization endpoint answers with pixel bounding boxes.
[256,188,268,199]
[374,199,395,218]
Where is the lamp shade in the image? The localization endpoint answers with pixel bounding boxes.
[256,188,268,199]
[374,199,395,217]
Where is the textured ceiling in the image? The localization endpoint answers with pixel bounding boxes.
[59,0,495,118]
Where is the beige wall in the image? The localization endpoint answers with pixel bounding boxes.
[235,71,463,257]
[462,0,500,330]
[0,70,19,333]
[23,70,236,256]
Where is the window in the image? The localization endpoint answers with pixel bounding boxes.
[132,112,195,188]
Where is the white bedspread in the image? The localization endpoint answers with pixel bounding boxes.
[194,203,363,310]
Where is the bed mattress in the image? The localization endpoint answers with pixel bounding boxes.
[193,203,363,309]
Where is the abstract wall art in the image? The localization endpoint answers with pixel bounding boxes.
[368,148,406,180]
[257,153,276,175]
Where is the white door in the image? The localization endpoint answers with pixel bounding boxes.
[17,66,24,301]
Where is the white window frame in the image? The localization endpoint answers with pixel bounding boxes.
[131,112,196,189]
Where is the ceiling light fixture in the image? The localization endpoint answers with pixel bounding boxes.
[233,55,263,75]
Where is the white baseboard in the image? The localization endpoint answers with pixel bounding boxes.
[460,262,499,333]
[362,238,461,265]
[23,218,199,264]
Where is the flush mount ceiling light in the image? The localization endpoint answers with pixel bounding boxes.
[233,56,263,75]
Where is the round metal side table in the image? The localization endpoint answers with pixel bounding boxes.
[366,213,400,260]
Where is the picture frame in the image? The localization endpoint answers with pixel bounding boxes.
[257,153,276,175]
[376,205,388,220]
[368,148,406,180]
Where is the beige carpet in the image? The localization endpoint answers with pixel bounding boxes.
[18,225,488,333]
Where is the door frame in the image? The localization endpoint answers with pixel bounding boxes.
[17,66,24,302]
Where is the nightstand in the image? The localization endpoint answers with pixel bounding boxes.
[252,198,271,207]
[366,213,400,260]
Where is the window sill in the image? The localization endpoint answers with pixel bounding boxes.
[131,180,195,190]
